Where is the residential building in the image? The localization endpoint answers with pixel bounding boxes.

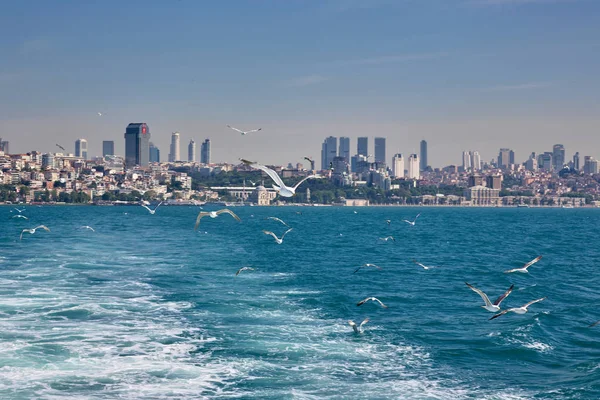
[462,151,472,171]
[407,154,420,180]
[471,151,481,171]
[124,123,151,167]
[584,156,598,175]
[392,153,404,178]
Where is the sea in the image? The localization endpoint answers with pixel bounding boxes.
[1,205,599,399]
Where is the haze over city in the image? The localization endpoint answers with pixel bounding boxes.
[1,0,599,166]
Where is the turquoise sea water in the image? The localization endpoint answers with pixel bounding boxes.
[1,205,600,399]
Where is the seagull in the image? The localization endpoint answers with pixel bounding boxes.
[141,201,162,215]
[262,228,293,244]
[489,297,546,320]
[246,161,320,197]
[412,260,436,270]
[55,144,66,151]
[248,180,256,186]
[379,236,395,242]
[589,320,600,328]
[235,266,255,276]
[13,208,25,213]
[226,125,261,135]
[239,158,255,165]
[504,256,543,274]
[80,225,95,232]
[97,112,103,116]
[354,263,382,274]
[12,215,28,220]
[465,282,514,312]
[266,216,289,227]
[385,219,391,225]
[348,318,370,334]
[402,213,421,226]
[357,297,388,308]
[195,209,241,230]
[20,225,50,240]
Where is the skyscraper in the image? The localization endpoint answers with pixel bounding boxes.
[124,123,151,167]
[374,137,386,165]
[75,139,88,159]
[462,151,472,171]
[321,136,337,170]
[470,151,481,171]
[419,140,427,171]
[149,142,160,163]
[498,148,513,169]
[102,141,115,157]
[539,152,553,171]
[200,139,211,164]
[0,139,8,154]
[584,156,598,175]
[188,139,196,162]
[338,137,350,162]
[392,153,404,178]
[573,152,580,171]
[169,132,181,162]
[357,137,368,157]
[553,144,565,171]
[407,154,420,180]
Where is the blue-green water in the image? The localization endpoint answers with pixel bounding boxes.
[1,205,600,399]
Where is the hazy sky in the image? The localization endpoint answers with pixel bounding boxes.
[1,0,599,167]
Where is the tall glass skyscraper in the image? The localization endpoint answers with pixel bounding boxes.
[553,144,565,171]
[75,139,88,159]
[201,139,211,164]
[124,123,151,167]
[338,137,350,162]
[357,137,368,157]
[188,139,196,162]
[321,136,337,170]
[419,140,427,171]
[102,141,115,157]
[149,142,160,163]
[374,137,386,165]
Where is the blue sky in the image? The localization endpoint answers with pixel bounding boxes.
[1,0,598,167]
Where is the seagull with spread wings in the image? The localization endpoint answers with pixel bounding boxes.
[20,225,50,240]
[357,297,388,308]
[226,125,261,135]
[141,201,162,215]
[504,256,543,273]
[489,297,546,320]
[262,228,293,244]
[348,318,370,334]
[403,213,421,226]
[465,282,514,312]
[354,263,382,274]
[245,161,320,197]
[195,209,241,230]
[236,266,255,276]
[266,216,290,227]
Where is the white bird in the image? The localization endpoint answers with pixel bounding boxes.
[379,236,395,242]
[402,213,421,226]
[266,216,289,227]
[141,201,162,215]
[20,225,50,240]
[262,228,293,244]
[357,297,388,308]
[385,219,391,225]
[489,297,546,320]
[226,125,261,135]
[412,259,436,270]
[235,266,255,276]
[504,256,543,273]
[248,180,256,186]
[465,282,514,312]
[80,225,95,232]
[348,318,370,334]
[12,215,28,220]
[245,161,320,197]
[97,112,103,116]
[195,208,241,230]
[354,263,382,273]
[13,208,25,213]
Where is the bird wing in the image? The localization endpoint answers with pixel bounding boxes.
[235,267,245,276]
[415,213,421,220]
[226,125,244,134]
[292,174,319,191]
[402,220,411,224]
[489,309,510,320]
[503,267,522,274]
[19,230,25,240]
[493,284,514,306]
[348,320,359,333]
[357,297,371,306]
[589,320,600,328]
[246,128,261,133]
[359,318,370,329]
[523,297,546,309]
[465,282,492,307]
[251,163,286,189]
[303,157,313,162]
[154,201,163,211]
[194,212,210,230]
[37,225,50,232]
[373,298,388,308]
[522,255,542,269]
[353,266,362,274]
[281,228,293,239]
[262,230,279,241]
[141,204,152,212]
[216,208,241,222]
[267,217,288,227]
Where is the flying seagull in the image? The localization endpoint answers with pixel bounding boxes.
[246,161,320,197]
[385,219,391,225]
[379,236,395,242]
[80,225,95,232]
[141,201,162,215]
[226,125,261,135]
[55,144,66,151]
[465,282,514,312]
[20,225,50,240]
[235,266,255,276]
[266,216,289,227]
[239,158,255,165]
[589,320,600,328]
[403,213,421,226]
[354,263,382,273]
[13,208,25,213]
[412,260,436,270]
[195,208,241,230]
[504,256,543,274]
[262,228,293,244]
[97,112,103,116]
[348,318,370,334]
[12,215,28,220]
[357,297,388,308]
[489,297,546,320]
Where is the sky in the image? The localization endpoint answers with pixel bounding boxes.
[0,0,599,168]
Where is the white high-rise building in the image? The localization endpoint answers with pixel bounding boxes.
[462,151,472,171]
[188,139,196,162]
[169,132,181,162]
[392,153,404,178]
[407,154,420,180]
[470,151,481,171]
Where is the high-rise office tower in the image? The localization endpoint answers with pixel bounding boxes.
[321,136,337,170]
[357,137,368,157]
[498,148,513,169]
[525,152,538,172]
[102,141,115,157]
[553,144,565,171]
[538,152,553,171]
[573,152,580,171]
[374,137,386,165]
[470,151,481,171]
[188,139,196,162]
[124,122,151,167]
[149,142,160,163]
[0,139,8,154]
[75,139,88,159]
[169,132,181,162]
[392,153,404,178]
[407,154,420,179]
[462,151,472,171]
[338,137,350,162]
[584,156,599,175]
[200,139,211,164]
[419,140,428,171]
